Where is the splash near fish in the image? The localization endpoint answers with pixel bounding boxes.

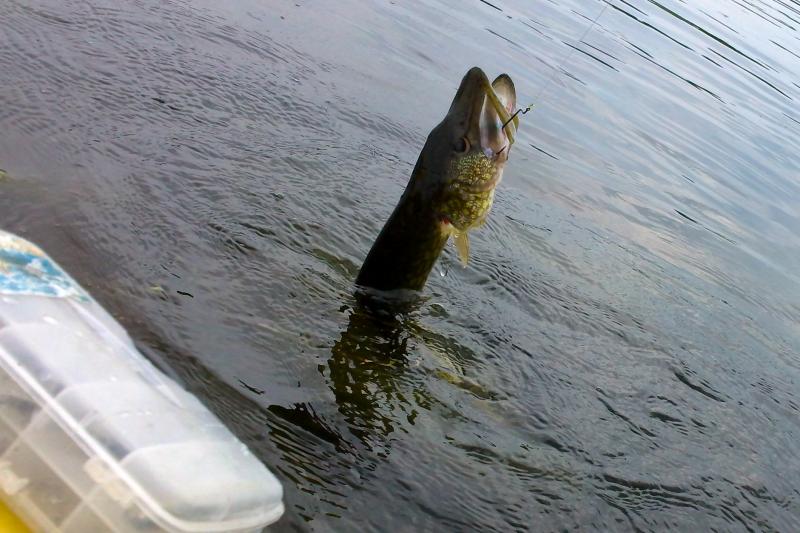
[356,67,519,291]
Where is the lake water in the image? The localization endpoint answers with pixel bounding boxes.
[2,0,800,530]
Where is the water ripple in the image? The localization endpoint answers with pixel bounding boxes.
[2,0,800,530]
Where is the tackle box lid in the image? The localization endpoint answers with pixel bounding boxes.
[0,230,284,532]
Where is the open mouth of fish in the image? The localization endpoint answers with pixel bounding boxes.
[452,70,518,195]
[477,72,518,153]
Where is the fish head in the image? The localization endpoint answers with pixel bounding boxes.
[413,67,518,233]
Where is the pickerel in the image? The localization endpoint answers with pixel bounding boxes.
[356,67,518,291]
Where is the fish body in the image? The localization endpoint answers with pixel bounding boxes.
[356,67,518,291]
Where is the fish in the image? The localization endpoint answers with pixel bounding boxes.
[356,66,518,291]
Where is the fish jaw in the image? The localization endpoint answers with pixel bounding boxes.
[436,70,516,230]
[431,69,518,267]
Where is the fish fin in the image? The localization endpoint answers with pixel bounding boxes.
[454,231,470,267]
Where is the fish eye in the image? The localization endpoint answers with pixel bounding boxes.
[454,136,470,153]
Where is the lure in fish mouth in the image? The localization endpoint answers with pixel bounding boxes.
[357,67,519,291]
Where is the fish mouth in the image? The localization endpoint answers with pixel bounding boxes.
[448,67,518,157]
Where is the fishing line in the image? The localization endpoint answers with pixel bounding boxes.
[503,0,611,130]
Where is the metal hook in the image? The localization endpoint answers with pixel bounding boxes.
[502,104,534,129]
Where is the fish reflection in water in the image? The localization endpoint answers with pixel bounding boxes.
[325,292,419,446]
[271,290,478,453]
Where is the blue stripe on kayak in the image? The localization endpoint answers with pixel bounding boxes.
[0,232,87,300]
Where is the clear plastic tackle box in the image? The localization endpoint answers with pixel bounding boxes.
[0,230,284,532]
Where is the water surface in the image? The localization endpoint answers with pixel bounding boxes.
[2,0,800,530]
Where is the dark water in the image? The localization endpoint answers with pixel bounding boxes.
[2,0,800,530]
